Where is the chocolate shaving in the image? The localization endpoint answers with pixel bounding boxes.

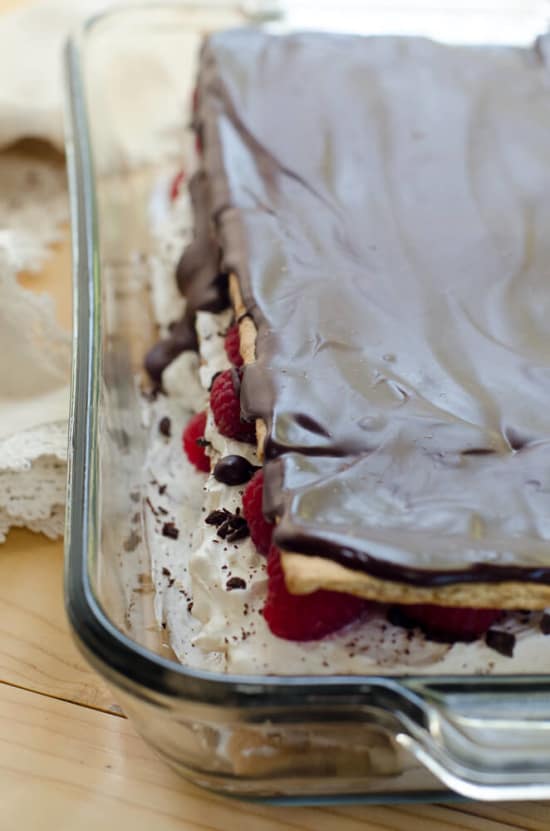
[205,509,231,526]
[485,629,516,658]
[158,416,172,437]
[162,522,180,540]
[205,507,249,542]
[226,576,247,591]
[160,569,176,588]
[217,514,248,540]
[227,524,250,543]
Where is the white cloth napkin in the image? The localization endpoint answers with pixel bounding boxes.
[0,149,69,540]
[0,0,269,540]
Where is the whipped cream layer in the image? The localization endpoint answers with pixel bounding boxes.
[194,30,550,587]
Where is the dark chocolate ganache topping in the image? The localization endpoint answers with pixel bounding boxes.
[185,29,550,585]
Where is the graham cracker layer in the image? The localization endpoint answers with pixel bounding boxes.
[281,552,550,610]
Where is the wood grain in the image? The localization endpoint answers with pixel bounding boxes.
[0,530,117,714]
[3,681,550,831]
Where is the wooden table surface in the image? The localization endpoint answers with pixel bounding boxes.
[3,2,550,828]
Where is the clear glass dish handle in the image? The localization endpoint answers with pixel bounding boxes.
[397,679,550,800]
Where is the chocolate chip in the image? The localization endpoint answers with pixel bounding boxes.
[158,416,171,437]
[226,577,247,591]
[213,455,259,486]
[162,567,171,577]
[162,522,179,540]
[541,613,550,635]
[158,484,167,495]
[485,629,515,657]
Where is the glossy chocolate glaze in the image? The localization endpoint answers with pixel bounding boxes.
[188,29,550,585]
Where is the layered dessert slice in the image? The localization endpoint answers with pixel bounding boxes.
[145,28,550,671]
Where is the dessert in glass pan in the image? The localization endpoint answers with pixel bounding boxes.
[142,27,550,676]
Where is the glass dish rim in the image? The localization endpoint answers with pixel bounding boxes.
[63,0,550,710]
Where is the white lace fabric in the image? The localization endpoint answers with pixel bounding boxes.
[0,152,70,542]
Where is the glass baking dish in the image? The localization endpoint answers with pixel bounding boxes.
[64,2,550,804]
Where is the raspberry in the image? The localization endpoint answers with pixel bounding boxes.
[224,324,243,367]
[182,411,210,473]
[210,369,256,443]
[242,470,273,555]
[398,604,500,642]
[263,546,367,641]
[169,170,186,202]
